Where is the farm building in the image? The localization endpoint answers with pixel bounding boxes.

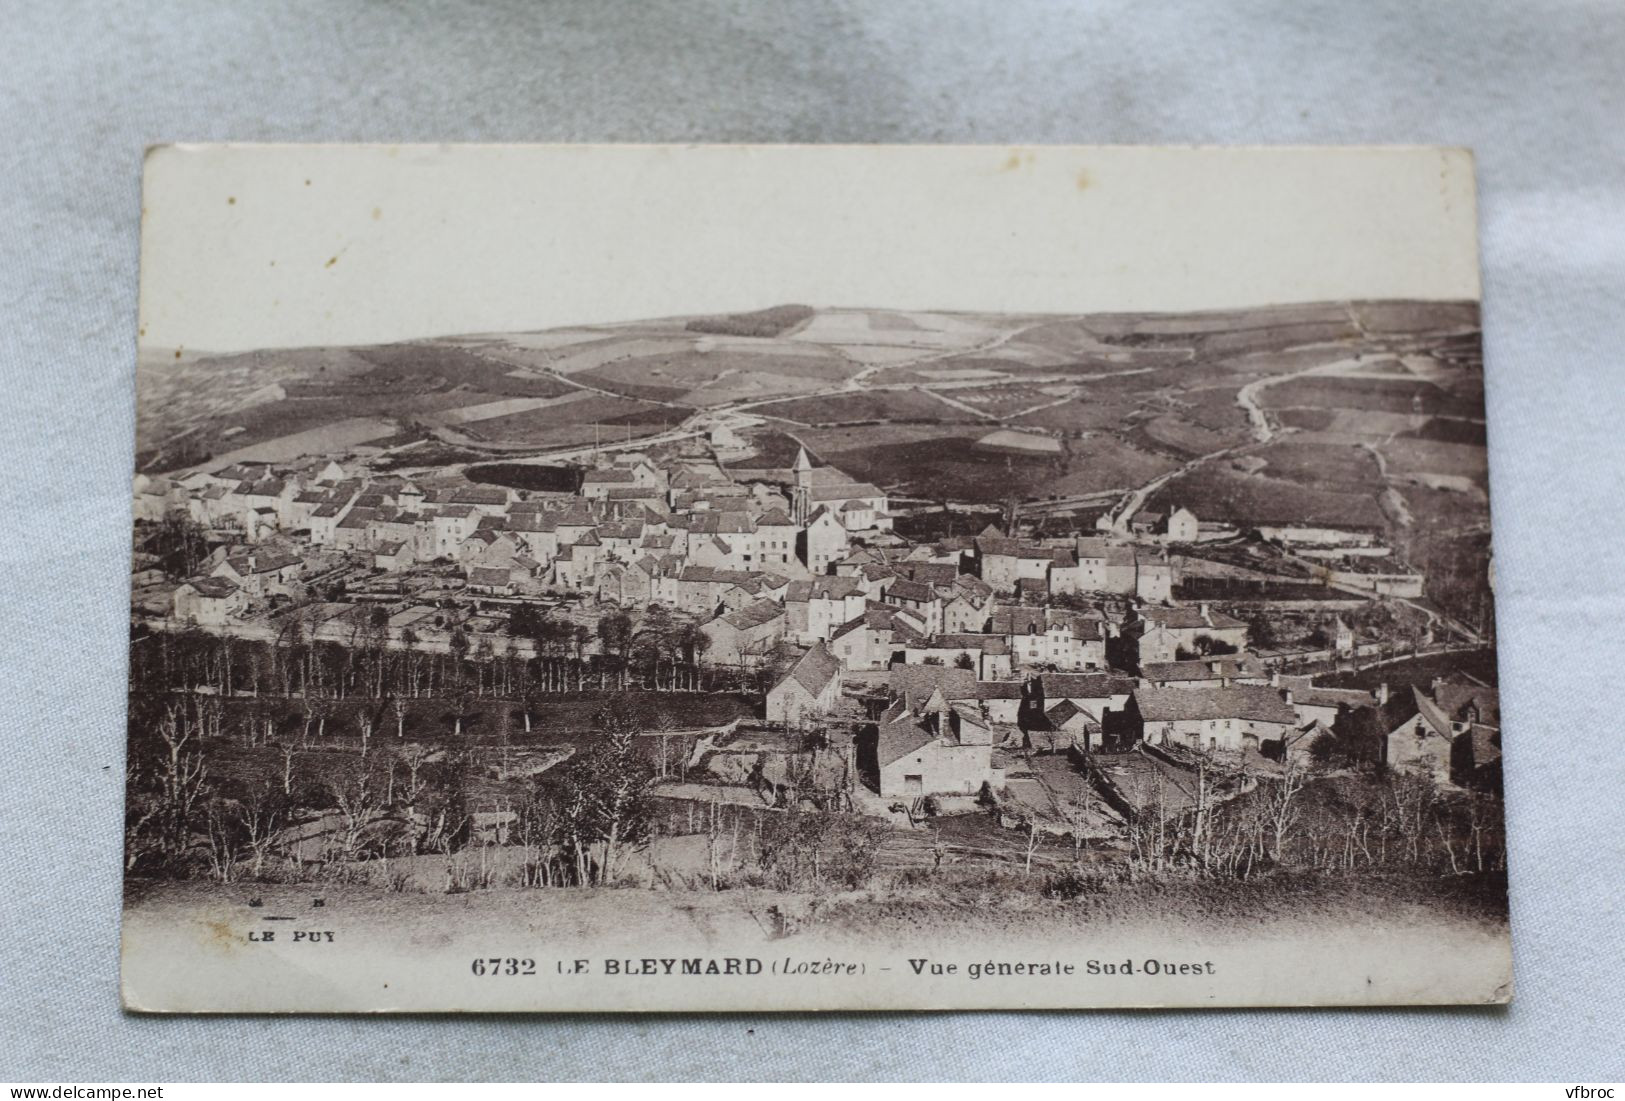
[1256,523,1381,547]
[1161,506,1200,543]
[1128,604,1249,657]
[1377,680,1501,788]
[974,535,1057,594]
[876,689,1003,800]
[887,662,978,706]
[992,604,1109,672]
[1052,538,1174,601]
[765,641,843,726]
[172,576,246,626]
[974,679,1027,724]
[829,604,925,670]
[1129,683,1298,754]
[902,633,1012,680]
[786,575,867,643]
[1040,699,1103,752]
[1035,673,1134,724]
[1140,653,1270,689]
[701,598,788,666]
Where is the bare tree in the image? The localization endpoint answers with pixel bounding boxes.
[593,701,651,886]
[396,743,434,809]
[1064,775,1099,864]
[448,684,475,738]
[1384,771,1435,865]
[1264,757,1306,862]
[156,704,209,859]
[330,767,383,861]
[1023,817,1042,874]
[123,760,163,872]
[203,799,242,884]
[278,741,299,796]
[237,786,284,880]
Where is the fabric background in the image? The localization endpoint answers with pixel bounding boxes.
[2,0,1621,1082]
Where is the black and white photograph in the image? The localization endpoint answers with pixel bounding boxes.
[115,144,1510,1012]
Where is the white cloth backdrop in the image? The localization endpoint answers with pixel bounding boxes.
[1,0,1621,1082]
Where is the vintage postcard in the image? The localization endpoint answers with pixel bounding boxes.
[122,144,1509,1012]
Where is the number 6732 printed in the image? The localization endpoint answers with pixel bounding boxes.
[470,958,537,977]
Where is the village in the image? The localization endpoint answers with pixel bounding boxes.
[126,413,1503,895]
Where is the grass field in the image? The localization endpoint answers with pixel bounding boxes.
[1406,417,1488,446]
[578,346,856,407]
[818,432,1058,501]
[1254,440,1385,495]
[719,429,809,469]
[1142,412,1241,456]
[1262,375,1483,418]
[464,394,687,444]
[466,463,581,493]
[1380,438,1490,486]
[755,389,973,425]
[1146,464,1386,530]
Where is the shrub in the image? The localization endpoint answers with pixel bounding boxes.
[1040,869,1105,900]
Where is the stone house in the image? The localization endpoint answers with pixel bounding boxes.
[876,689,1002,800]
[1129,684,1298,754]
[701,599,788,666]
[172,576,246,625]
[765,641,844,726]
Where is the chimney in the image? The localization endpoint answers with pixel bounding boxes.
[1283,689,1294,706]
[1376,682,1390,706]
[1270,670,1281,688]
[1200,602,1212,625]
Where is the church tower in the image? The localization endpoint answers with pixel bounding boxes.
[792,444,814,525]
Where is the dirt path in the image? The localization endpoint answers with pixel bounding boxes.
[1108,350,1370,532]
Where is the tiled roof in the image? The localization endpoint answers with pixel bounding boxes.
[1133,684,1297,725]
[1041,673,1135,699]
[1141,655,1264,684]
[185,576,240,599]
[784,641,841,696]
[1140,606,1246,632]
[680,566,755,585]
[689,512,756,535]
[888,663,976,705]
[886,578,937,604]
[451,487,509,505]
[583,469,637,484]
[925,633,1008,654]
[990,605,1045,635]
[719,599,786,631]
[786,576,863,602]
[1045,699,1085,725]
[876,701,938,767]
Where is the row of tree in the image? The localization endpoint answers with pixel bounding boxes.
[1114,755,1505,882]
[130,605,736,708]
